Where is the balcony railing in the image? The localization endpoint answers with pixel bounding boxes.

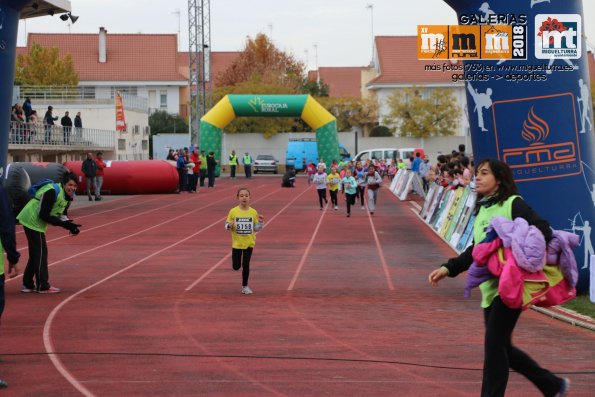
[8,121,115,148]
[17,86,148,113]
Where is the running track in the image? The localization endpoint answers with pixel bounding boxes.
[2,176,594,396]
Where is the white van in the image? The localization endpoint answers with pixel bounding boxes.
[353,148,424,164]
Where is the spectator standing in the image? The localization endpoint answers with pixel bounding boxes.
[94,151,106,201]
[166,149,176,161]
[189,148,200,192]
[28,110,38,143]
[60,111,73,144]
[176,149,188,192]
[411,152,423,174]
[199,150,208,187]
[229,150,238,179]
[243,152,253,178]
[43,106,58,144]
[74,112,83,143]
[81,152,98,201]
[419,155,432,192]
[22,97,33,121]
[0,183,20,388]
[207,151,217,188]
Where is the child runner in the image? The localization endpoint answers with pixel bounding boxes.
[365,164,382,215]
[326,165,341,210]
[306,161,316,185]
[354,162,367,210]
[312,165,328,210]
[339,168,358,217]
[225,188,264,294]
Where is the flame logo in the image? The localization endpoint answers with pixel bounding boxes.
[521,106,549,144]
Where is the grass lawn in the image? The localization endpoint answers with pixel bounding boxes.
[562,294,595,320]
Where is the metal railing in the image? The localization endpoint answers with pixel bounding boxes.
[8,121,115,148]
[17,86,149,113]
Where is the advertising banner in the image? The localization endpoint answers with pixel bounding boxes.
[442,0,594,292]
[115,90,127,131]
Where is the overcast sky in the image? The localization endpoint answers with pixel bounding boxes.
[17,0,595,69]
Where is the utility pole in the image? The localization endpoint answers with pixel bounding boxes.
[172,9,181,51]
[188,0,211,146]
[313,43,319,84]
[366,4,375,67]
[267,22,273,40]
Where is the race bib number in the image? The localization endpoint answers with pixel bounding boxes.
[235,217,253,235]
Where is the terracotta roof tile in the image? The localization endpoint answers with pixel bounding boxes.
[178,51,240,88]
[368,36,456,86]
[19,33,186,82]
[308,67,368,98]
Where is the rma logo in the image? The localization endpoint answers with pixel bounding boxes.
[535,14,581,59]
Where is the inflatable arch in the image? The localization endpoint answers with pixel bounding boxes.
[199,95,340,172]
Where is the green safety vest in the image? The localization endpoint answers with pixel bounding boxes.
[243,155,252,165]
[229,154,238,166]
[199,155,207,170]
[473,195,520,308]
[17,183,69,233]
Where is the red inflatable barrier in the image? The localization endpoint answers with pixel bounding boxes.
[63,160,179,195]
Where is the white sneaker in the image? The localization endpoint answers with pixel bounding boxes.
[334,205,338,210]
[241,286,253,294]
[361,206,365,210]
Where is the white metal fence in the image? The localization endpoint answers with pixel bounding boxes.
[9,121,115,148]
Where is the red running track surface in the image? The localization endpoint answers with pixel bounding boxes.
[2,177,594,396]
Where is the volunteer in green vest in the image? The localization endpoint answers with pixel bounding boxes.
[17,172,82,294]
[428,159,568,397]
[229,150,238,179]
[0,182,20,387]
[243,152,253,179]
[199,150,208,187]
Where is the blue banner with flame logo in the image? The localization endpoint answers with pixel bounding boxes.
[444,0,594,292]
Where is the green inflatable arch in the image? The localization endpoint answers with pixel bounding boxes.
[199,95,340,173]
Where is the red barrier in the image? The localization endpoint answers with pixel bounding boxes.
[63,160,179,195]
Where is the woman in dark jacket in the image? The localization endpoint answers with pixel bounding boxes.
[207,151,217,188]
[428,159,569,397]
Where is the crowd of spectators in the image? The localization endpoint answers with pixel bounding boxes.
[10,98,83,145]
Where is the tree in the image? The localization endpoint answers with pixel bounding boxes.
[385,87,459,137]
[149,110,188,135]
[14,43,79,86]
[369,125,392,137]
[216,33,305,92]
[303,79,329,97]
[318,96,378,132]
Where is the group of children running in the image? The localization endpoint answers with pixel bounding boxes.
[309,160,384,217]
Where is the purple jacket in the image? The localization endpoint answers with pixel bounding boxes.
[464,217,579,297]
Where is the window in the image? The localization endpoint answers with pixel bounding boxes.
[142,140,148,150]
[118,139,126,150]
[385,150,396,161]
[160,91,167,108]
[371,151,383,161]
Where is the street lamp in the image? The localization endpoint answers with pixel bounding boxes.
[366,4,375,66]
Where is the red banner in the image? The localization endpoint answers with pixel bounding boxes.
[115,90,126,131]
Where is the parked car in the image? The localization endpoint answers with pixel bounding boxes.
[253,154,278,174]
